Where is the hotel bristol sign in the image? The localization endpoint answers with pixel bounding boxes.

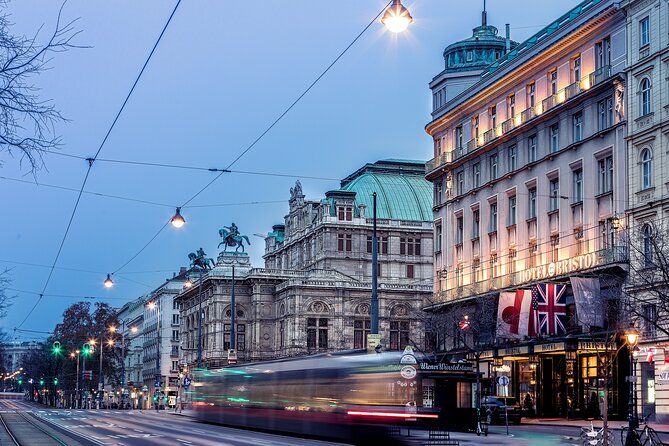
[518,252,599,284]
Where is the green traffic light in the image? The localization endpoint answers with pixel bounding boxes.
[39,379,44,386]
[52,341,62,355]
[17,379,22,385]
[53,378,58,385]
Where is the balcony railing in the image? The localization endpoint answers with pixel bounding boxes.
[426,66,614,175]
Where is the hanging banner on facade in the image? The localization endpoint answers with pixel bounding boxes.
[534,283,568,336]
[496,290,533,339]
[570,277,602,329]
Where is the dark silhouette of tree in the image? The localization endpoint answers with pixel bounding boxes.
[0,0,81,171]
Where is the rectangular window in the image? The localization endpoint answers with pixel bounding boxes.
[573,56,581,83]
[472,209,480,239]
[366,236,372,254]
[434,181,443,206]
[508,248,517,274]
[490,202,498,232]
[550,179,560,211]
[640,16,650,47]
[490,105,497,128]
[380,236,388,254]
[279,320,285,349]
[354,320,371,349]
[400,237,421,255]
[573,169,583,203]
[527,82,536,107]
[508,145,517,171]
[550,123,559,153]
[596,37,611,69]
[529,242,538,267]
[573,112,583,142]
[508,196,517,226]
[528,135,537,162]
[473,162,481,188]
[406,264,415,279]
[345,207,353,221]
[550,235,560,262]
[508,94,516,118]
[172,330,179,341]
[598,97,613,131]
[473,116,480,140]
[435,223,443,252]
[549,70,558,95]
[456,216,464,244]
[223,324,246,351]
[528,188,537,219]
[490,154,498,180]
[307,318,328,351]
[490,253,498,278]
[456,171,464,195]
[642,304,657,337]
[455,126,463,150]
[338,234,344,251]
[389,321,410,351]
[598,155,613,194]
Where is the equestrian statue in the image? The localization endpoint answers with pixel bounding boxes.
[218,222,250,253]
[188,247,215,270]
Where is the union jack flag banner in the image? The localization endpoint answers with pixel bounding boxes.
[534,283,568,336]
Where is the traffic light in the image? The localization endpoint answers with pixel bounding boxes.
[83,343,90,356]
[17,379,22,385]
[39,378,44,386]
[52,341,62,356]
[53,378,58,385]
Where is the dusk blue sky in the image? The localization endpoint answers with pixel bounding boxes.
[1,1,581,338]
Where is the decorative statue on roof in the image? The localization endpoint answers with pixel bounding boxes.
[290,180,303,200]
[188,248,214,270]
[218,222,251,253]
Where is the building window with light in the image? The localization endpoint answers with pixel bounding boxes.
[598,155,613,194]
[639,16,650,47]
[508,196,517,226]
[550,123,559,153]
[640,78,651,116]
[528,135,537,162]
[550,235,560,262]
[473,162,481,188]
[508,248,517,273]
[641,148,652,189]
[508,144,517,171]
[354,320,370,348]
[490,253,498,278]
[573,169,583,203]
[528,187,537,219]
[307,318,328,351]
[549,179,560,211]
[490,202,498,233]
[529,241,538,267]
[573,112,583,142]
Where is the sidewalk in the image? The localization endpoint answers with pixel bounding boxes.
[522,417,669,434]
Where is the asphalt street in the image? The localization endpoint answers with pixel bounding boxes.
[2,400,668,445]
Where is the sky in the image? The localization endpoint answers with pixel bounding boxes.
[0,0,582,338]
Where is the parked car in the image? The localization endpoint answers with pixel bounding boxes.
[481,396,522,425]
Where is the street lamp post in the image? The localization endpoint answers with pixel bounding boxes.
[197,268,203,368]
[148,300,161,410]
[624,330,640,446]
[70,350,80,409]
[371,192,379,335]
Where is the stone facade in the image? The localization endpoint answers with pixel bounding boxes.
[177,160,433,367]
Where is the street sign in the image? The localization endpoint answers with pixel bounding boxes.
[403,345,414,355]
[400,354,417,365]
[183,377,191,388]
[497,375,510,387]
[367,334,382,352]
[227,349,238,365]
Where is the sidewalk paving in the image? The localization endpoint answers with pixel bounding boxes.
[522,417,669,434]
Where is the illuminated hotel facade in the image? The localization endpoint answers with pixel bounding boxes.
[425,1,630,418]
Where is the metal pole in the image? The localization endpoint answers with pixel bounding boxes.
[371,192,379,334]
[98,339,103,408]
[121,323,126,387]
[156,301,161,411]
[197,268,203,368]
[625,347,640,446]
[231,265,236,352]
[75,354,80,409]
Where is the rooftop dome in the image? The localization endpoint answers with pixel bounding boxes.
[336,159,432,222]
[442,10,517,73]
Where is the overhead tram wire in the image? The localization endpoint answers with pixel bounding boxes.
[108,2,391,276]
[17,0,183,330]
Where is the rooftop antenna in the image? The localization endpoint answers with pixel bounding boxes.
[482,0,487,26]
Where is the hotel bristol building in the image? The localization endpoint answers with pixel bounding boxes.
[424,1,632,418]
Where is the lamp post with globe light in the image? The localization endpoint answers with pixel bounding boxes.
[624,330,640,446]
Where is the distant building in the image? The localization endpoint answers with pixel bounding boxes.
[177,160,433,367]
[1,340,42,372]
[116,295,145,408]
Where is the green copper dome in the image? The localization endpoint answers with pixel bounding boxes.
[337,159,432,222]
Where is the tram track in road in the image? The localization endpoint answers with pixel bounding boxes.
[0,409,70,445]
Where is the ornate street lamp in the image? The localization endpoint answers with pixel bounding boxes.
[624,329,640,446]
[381,0,413,33]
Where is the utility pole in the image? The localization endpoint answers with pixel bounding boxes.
[231,265,236,353]
[371,192,379,334]
[197,267,203,368]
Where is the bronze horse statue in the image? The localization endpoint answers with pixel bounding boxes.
[218,223,250,253]
[188,248,214,270]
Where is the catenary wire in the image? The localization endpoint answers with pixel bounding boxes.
[18,0,183,329]
[107,2,391,276]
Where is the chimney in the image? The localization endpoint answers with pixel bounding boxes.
[505,24,511,54]
[180,266,187,274]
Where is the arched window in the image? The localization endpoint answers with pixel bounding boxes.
[640,78,651,115]
[641,148,652,189]
[643,224,653,267]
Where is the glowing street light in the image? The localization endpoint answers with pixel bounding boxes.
[104,274,114,288]
[184,277,194,289]
[171,207,186,228]
[381,0,413,33]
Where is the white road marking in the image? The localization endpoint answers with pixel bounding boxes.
[176,439,193,444]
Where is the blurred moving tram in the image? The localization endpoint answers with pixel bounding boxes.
[192,349,438,444]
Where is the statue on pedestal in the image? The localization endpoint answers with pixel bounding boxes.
[218,222,250,253]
